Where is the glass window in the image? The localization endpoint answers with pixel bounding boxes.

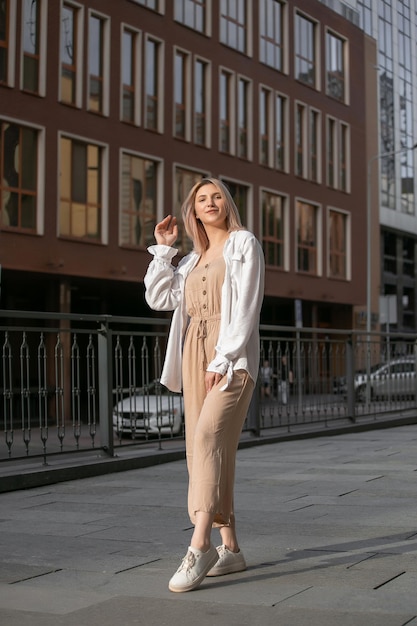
[262,190,285,268]
[275,93,287,171]
[194,58,208,146]
[326,117,350,191]
[260,88,271,166]
[296,200,318,274]
[88,14,105,113]
[326,31,345,101]
[174,0,206,33]
[60,3,79,105]
[310,109,320,183]
[339,122,349,191]
[295,103,306,177]
[383,231,397,274]
[237,77,249,159]
[295,12,316,87]
[145,38,161,131]
[120,153,158,248]
[0,121,38,230]
[174,167,208,252]
[0,0,9,83]
[131,0,159,10]
[259,0,284,71]
[220,70,232,153]
[403,237,415,277]
[22,0,41,93]
[357,0,372,36]
[174,50,188,139]
[59,136,102,240]
[328,210,347,279]
[378,2,395,210]
[121,27,139,124]
[222,178,248,225]
[220,0,247,54]
[327,117,336,188]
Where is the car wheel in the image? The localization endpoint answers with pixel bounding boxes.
[355,385,370,403]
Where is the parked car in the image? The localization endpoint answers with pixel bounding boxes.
[113,382,183,437]
[354,357,416,402]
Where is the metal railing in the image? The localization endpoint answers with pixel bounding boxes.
[1,310,417,465]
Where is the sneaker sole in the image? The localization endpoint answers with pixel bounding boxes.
[168,551,219,593]
[206,561,247,577]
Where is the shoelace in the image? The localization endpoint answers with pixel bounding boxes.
[216,545,228,559]
[177,550,196,573]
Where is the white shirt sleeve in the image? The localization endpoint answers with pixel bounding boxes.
[144,245,183,311]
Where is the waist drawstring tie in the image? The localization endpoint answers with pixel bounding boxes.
[190,314,221,371]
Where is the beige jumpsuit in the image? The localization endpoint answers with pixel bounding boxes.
[182,257,254,528]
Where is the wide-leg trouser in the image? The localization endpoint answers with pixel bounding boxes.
[183,369,254,527]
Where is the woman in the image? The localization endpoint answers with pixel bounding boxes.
[144,178,264,593]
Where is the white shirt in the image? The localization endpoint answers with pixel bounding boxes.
[144,230,265,392]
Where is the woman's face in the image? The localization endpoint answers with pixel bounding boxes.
[194,183,228,230]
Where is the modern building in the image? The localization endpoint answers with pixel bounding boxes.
[0,0,378,333]
[328,0,417,333]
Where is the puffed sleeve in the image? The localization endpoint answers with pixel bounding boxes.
[144,245,183,311]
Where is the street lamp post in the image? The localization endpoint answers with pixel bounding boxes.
[365,142,417,403]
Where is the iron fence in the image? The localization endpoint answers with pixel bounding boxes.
[1,310,417,465]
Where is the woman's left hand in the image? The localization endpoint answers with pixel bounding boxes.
[205,371,223,393]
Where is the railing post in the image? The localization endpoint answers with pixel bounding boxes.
[98,318,114,456]
[346,335,355,422]
[414,340,417,403]
[247,374,261,436]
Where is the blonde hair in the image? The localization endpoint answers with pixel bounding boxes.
[181,178,244,254]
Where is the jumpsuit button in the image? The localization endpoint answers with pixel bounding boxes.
[203,290,207,295]
[203,304,207,309]
[205,264,209,269]
[202,276,206,281]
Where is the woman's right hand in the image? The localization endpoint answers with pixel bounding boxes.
[154,215,178,247]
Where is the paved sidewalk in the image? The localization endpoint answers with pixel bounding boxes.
[1,424,417,626]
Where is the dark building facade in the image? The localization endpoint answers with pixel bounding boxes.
[0,0,378,331]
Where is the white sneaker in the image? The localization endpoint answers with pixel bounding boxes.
[206,545,247,577]
[168,544,219,593]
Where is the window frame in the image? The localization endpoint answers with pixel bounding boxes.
[259,0,287,73]
[129,0,165,13]
[294,10,319,90]
[326,116,350,191]
[325,28,348,104]
[120,23,142,126]
[219,67,235,154]
[193,55,211,147]
[20,0,48,96]
[237,75,251,160]
[220,175,252,230]
[174,0,210,36]
[87,9,110,116]
[220,0,252,57]
[261,187,289,270]
[58,131,108,243]
[144,34,164,133]
[295,198,322,276]
[0,0,17,87]
[173,47,191,141]
[327,206,351,280]
[0,116,45,234]
[59,0,84,108]
[259,85,273,167]
[119,148,162,249]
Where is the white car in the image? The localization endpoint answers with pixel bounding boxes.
[354,357,416,402]
[113,385,183,437]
